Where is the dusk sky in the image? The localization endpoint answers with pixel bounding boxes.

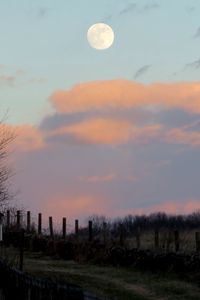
[1,0,200,223]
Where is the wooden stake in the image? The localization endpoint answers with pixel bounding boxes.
[38,213,42,235]
[6,210,10,229]
[27,211,30,232]
[75,219,79,238]
[49,216,54,238]
[62,217,66,239]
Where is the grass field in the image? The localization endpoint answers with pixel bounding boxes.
[20,250,200,300]
[124,229,198,253]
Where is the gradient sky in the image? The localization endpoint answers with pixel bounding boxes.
[1,0,200,224]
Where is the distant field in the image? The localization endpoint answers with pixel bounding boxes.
[125,229,198,252]
[20,251,200,300]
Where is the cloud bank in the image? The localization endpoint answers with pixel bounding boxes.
[7,79,200,222]
[50,80,200,115]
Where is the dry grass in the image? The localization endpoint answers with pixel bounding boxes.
[19,250,200,300]
[1,229,200,300]
[124,229,197,253]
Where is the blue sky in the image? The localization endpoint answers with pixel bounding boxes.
[1,0,200,124]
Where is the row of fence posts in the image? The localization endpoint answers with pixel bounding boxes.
[6,210,94,241]
[4,210,200,252]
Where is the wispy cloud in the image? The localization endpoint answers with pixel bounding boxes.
[37,7,49,19]
[165,127,200,149]
[134,200,200,215]
[140,3,160,13]
[119,2,159,16]
[15,69,26,76]
[0,65,48,87]
[0,72,47,88]
[194,26,200,38]
[80,173,117,183]
[0,75,15,86]
[28,77,47,84]
[184,58,200,70]
[119,3,137,16]
[186,6,195,13]
[181,120,200,131]
[101,14,112,23]
[134,65,151,79]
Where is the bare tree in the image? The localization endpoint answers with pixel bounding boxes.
[0,121,15,211]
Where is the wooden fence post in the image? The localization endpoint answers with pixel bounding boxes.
[49,216,54,238]
[62,217,66,239]
[17,210,21,229]
[195,232,200,252]
[174,230,180,252]
[27,211,30,232]
[136,228,140,250]
[38,213,42,235]
[6,210,10,229]
[154,230,159,249]
[89,220,93,242]
[75,219,79,238]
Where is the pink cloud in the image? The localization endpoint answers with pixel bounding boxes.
[166,127,200,148]
[40,196,200,224]
[50,80,200,114]
[50,117,162,145]
[41,195,109,224]
[81,173,117,183]
[129,200,200,215]
[7,124,45,152]
[0,75,15,86]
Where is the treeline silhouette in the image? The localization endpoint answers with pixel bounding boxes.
[88,211,200,236]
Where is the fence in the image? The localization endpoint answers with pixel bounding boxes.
[0,258,111,300]
[0,257,83,300]
[3,210,200,252]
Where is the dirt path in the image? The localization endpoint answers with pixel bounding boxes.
[24,257,168,300]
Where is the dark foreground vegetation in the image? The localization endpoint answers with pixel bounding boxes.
[3,248,200,300]
[1,211,200,299]
[3,211,200,272]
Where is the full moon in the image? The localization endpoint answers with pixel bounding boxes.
[87,23,114,50]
